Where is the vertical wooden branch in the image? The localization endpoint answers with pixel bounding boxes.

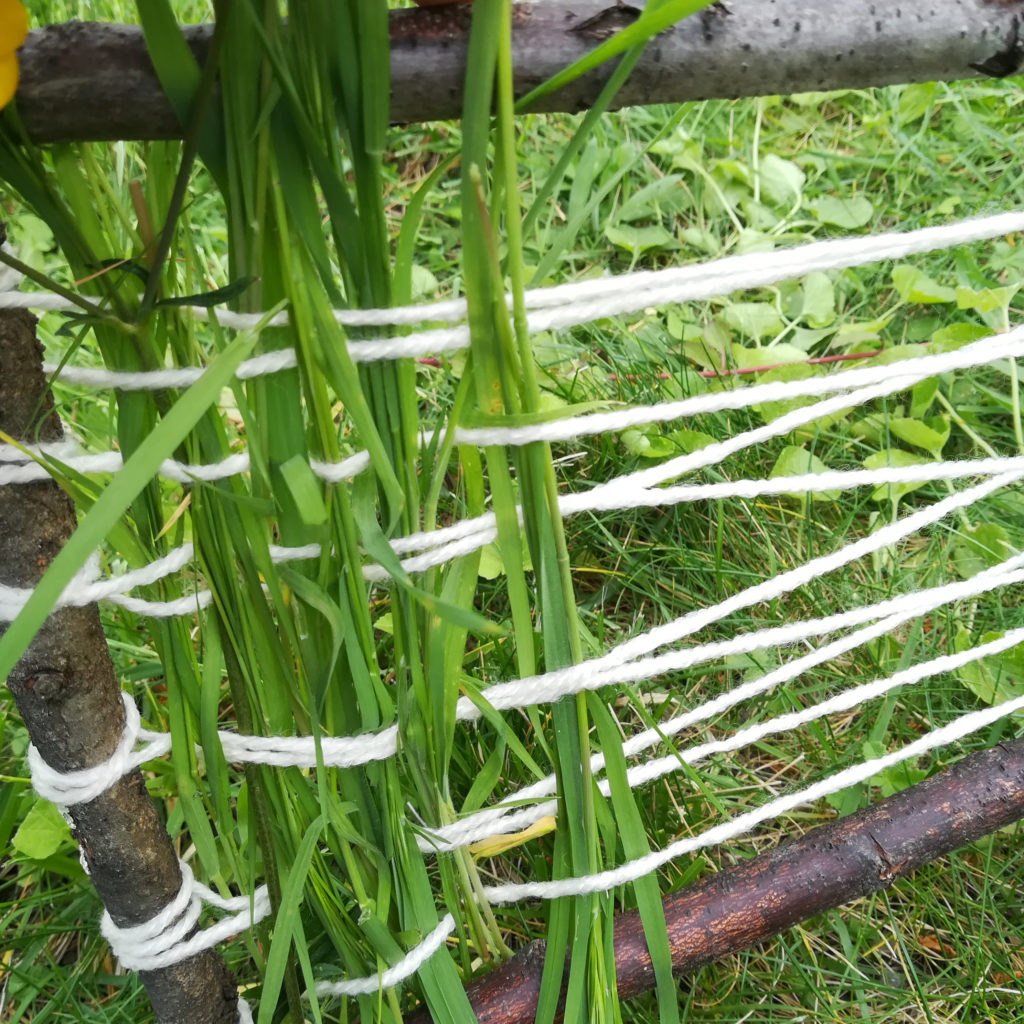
[0,296,240,1022]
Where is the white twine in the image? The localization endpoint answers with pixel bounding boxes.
[420,553,1024,851]
[453,471,1023,720]
[438,624,1024,855]
[28,528,1019,821]
[311,914,457,997]
[5,453,1017,621]
[4,209,1018,386]
[455,328,1024,446]
[100,859,273,973]
[0,441,370,487]
[27,692,172,807]
[481,686,1024,904]
[379,453,1024,583]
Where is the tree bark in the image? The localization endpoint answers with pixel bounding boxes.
[12,0,1024,144]
[0,295,239,1022]
[407,733,1024,1024]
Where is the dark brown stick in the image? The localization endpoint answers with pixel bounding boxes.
[12,0,1024,143]
[0,283,239,1022]
[409,734,1024,1024]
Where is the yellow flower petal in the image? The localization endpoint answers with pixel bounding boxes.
[0,53,17,110]
[0,0,27,55]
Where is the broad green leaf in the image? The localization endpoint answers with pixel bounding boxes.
[953,523,1013,579]
[721,301,784,340]
[891,265,955,304]
[887,416,949,454]
[896,82,937,124]
[477,541,532,580]
[955,629,1024,714]
[668,428,717,453]
[808,196,874,228]
[616,174,687,222]
[929,322,992,351]
[769,445,839,501]
[861,739,928,796]
[800,271,836,328]
[910,378,938,419]
[12,799,71,861]
[732,342,806,369]
[605,222,678,255]
[682,317,731,369]
[759,154,805,206]
[621,428,653,456]
[955,283,1021,314]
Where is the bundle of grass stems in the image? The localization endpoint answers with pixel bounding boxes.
[0,1,722,1022]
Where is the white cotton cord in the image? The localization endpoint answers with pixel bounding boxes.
[100,859,272,972]
[28,692,171,806]
[217,723,399,769]
[310,451,372,482]
[0,440,370,488]
[11,209,1024,381]
[40,349,300,392]
[0,545,192,622]
[436,619,1024,854]
[498,210,1024,316]
[0,437,82,462]
[376,452,1024,582]
[481,686,1024,904]
[455,328,1024,446]
[312,913,456,997]
[107,589,214,617]
[419,554,1024,851]
[0,550,103,622]
[0,532,354,624]
[24,549,1020,818]
[456,471,1022,721]
[382,333,1024,572]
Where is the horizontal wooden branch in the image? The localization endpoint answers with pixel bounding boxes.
[13,0,1024,143]
[409,733,1024,1024]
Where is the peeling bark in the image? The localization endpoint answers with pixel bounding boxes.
[408,734,1024,1024]
[10,0,1024,143]
[0,292,239,1023]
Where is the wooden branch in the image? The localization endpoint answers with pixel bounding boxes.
[0,257,239,1022]
[408,733,1024,1024]
[12,0,1024,143]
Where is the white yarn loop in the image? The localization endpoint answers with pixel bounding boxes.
[28,692,171,807]
[454,471,1022,721]
[0,441,370,488]
[455,329,1024,446]
[480,688,1024,904]
[312,914,457,997]
[7,209,1022,386]
[419,554,1024,851]
[100,860,272,973]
